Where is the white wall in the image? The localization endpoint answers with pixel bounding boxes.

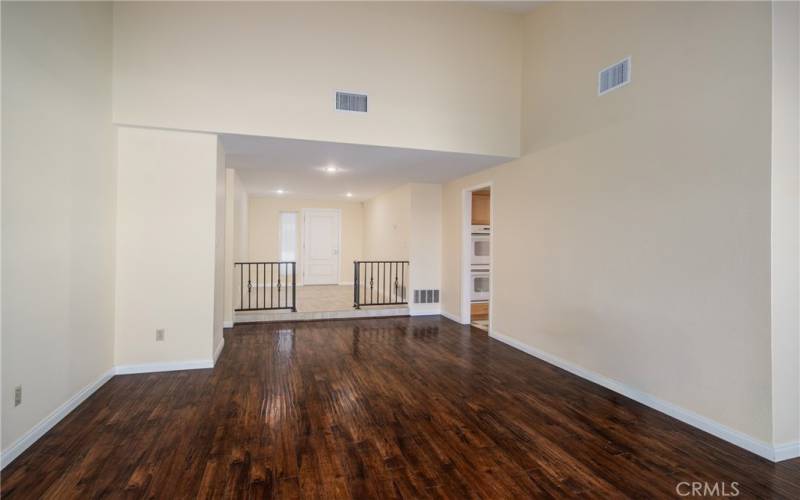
[111,1,521,157]
[1,1,115,453]
[114,126,219,368]
[442,1,775,449]
[770,0,800,450]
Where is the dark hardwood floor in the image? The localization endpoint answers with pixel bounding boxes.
[2,316,799,498]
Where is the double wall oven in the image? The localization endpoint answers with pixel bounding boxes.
[470,225,490,302]
[470,268,490,302]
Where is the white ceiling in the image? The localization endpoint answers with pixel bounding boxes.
[473,1,545,14]
[222,134,512,201]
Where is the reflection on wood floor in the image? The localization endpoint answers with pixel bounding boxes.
[2,316,799,498]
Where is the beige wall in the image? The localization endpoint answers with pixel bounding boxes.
[234,174,249,264]
[224,170,235,325]
[363,185,411,262]
[409,184,443,314]
[443,1,774,443]
[770,0,800,448]
[1,2,115,452]
[111,1,521,157]
[114,127,219,367]
[224,168,249,325]
[212,139,226,358]
[248,197,363,285]
[363,183,442,313]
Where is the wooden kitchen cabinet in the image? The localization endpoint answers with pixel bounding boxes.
[472,191,490,225]
[471,302,489,320]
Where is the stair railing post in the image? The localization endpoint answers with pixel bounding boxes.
[354,261,360,309]
[292,262,297,312]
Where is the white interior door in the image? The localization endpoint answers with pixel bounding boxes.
[303,209,341,285]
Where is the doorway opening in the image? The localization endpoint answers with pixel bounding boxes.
[461,183,492,332]
[223,132,509,324]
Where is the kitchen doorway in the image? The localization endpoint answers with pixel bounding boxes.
[461,183,493,332]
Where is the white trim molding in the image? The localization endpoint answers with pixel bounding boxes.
[440,311,461,323]
[1,359,219,469]
[489,329,798,462]
[1,368,115,469]
[214,339,226,364]
[114,360,214,375]
[409,307,441,317]
[223,320,233,328]
[774,442,800,462]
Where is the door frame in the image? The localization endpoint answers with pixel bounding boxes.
[301,208,342,285]
[461,182,494,333]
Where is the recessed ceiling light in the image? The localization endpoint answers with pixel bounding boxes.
[346,192,353,198]
[276,189,285,195]
[325,166,338,173]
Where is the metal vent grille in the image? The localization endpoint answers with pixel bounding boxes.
[413,289,440,304]
[598,57,631,95]
[336,91,368,112]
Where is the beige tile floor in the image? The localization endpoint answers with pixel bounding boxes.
[237,283,400,312]
[296,285,402,312]
[296,285,355,312]
[234,285,407,324]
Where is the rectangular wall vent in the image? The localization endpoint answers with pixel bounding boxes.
[598,57,631,95]
[336,91,368,112]
[413,289,440,304]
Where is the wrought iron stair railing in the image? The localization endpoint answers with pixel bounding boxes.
[353,261,409,309]
[234,262,297,312]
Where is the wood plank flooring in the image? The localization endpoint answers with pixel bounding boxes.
[2,316,799,498]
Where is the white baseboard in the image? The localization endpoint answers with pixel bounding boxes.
[114,360,213,375]
[774,441,800,461]
[223,320,233,328]
[1,356,222,470]
[1,367,115,469]
[440,310,462,323]
[489,329,797,462]
[409,307,441,317]
[5,332,796,473]
[214,338,225,364]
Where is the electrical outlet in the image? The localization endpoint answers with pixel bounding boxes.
[14,386,22,407]
[156,329,165,342]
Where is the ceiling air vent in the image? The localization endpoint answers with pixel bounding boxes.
[598,57,631,96]
[336,91,368,112]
